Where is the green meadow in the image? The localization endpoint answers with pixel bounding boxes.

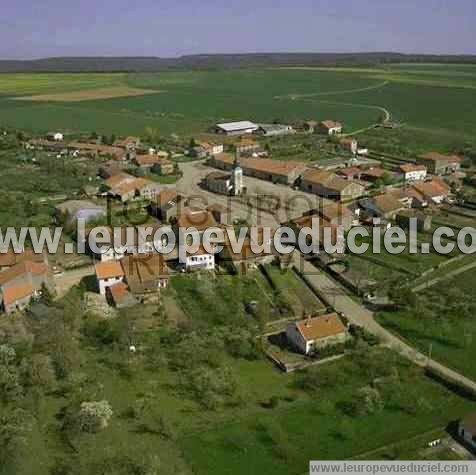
[0,65,475,145]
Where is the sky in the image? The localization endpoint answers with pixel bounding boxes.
[1,0,475,59]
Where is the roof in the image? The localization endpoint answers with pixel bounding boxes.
[107,281,131,304]
[371,194,405,214]
[0,261,48,287]
[294,313,346,342]
[400,163,427,173]
[361,167,387,179]
[419,152,462,163]
[340,138,357,145]
[216,121,258,132]
[206,171,230,182]
[177,209,218,231]
[134,154,162,166]
[320,120,342,129]
[2,282,34,306]
[95,261,124,280]
[68,141,124,158]
[412,179,450,198]
[121,254,168,284]
[337,167,361,178]
[319,203,352,220]
[0,249,44,268]
[302,169,356,192]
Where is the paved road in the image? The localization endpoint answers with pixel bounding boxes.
[297,257,476,395]
[414,259,476,293]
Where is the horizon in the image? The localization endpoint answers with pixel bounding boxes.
[2,0,475,59]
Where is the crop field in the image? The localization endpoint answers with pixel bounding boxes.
[0,64,476,143]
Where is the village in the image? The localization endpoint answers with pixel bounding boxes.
[1,113,476,466]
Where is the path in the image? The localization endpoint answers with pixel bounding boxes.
[295,256,476,395]
[54,265,94,297]
[274,80,389,100]
[414,260,476,293]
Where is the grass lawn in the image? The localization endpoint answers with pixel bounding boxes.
[377,267,476,380]
[262,264,327,315]
[169,271,283,325]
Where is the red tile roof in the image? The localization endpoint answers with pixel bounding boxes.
[295,313,346,342]
[95,261,124,280]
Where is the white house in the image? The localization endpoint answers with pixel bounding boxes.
[399,164,427,182]
[95,261,125,295]
[47,132,64,142]
[185,246,216,272]
[319,121,343,136]
[286,313,348,355]
[215,121,258,136]
[459,413,476,450]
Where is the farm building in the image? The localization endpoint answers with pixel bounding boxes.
[121,254,169,295]
[458,413,476,451]
[417,152,462,175]
[0,258,53,314]
[339,138,358,155]
[411,178,450,206]
[301,169,365,202]
[209,153,305,186]
[286,313,348,355]
[214,121,258,136]
[46,132,64,142]
[302,120,318,133]
[319,120,342,135]
[185,245,216,272]
[104,172,161,202]
[255,124,294,137]
[55,200,106,226]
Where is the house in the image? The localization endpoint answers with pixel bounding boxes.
[185,245,216,272]
[0,259,52,314]
[255,124,293,137]
[55,200,106,226]
[98,160,128,179]
[303,121,318,134]
[104,173,161,202]
[95,261,125,295]
[286,313,348,355]
[360,194,406,220]
[319,120,342,135]
[396,210,433,232]
[214,121,258,136]
[336,167,362,181]
[301,169,365,202]
[204,171,233,195]
[46,132,64,142]
[219,230,275,273]
[197,142,224,156]
[176,209,220,237]
[459,413,476,450]
[233,137,262,156]
[417,152,462,175]
[399,163,427,182]
[114,136,140,151]
[133,155,174,175]
[121,254,169,295]
[67,142,125,161]
[411,178,450,206]
[149,189,182,223]
[340,138,358,155]
[189,146,208,159]
[209,153,305,186]
[0,248,45,271]
[318,203,353,231]
[360,167,388,183]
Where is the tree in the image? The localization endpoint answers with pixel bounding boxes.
[0,344,23,402]
[0,409,33,466]
[76,400,113,433]
[189,137,197,149]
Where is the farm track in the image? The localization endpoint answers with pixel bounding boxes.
[273,80,390,100]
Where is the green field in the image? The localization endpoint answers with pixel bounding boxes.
[377,266,476,380]
[1,65,476,147]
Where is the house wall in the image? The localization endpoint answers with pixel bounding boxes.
[459,423,476,449]
[405,170,427,181]
[186,254,215,271]
[4,293,34,314]
[286,323,307,354]
[306,332,348,354]
[98,276,123,295]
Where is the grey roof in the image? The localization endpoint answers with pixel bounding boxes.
[216,121,258,132]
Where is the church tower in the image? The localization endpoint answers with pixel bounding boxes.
[231,149,243,196]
